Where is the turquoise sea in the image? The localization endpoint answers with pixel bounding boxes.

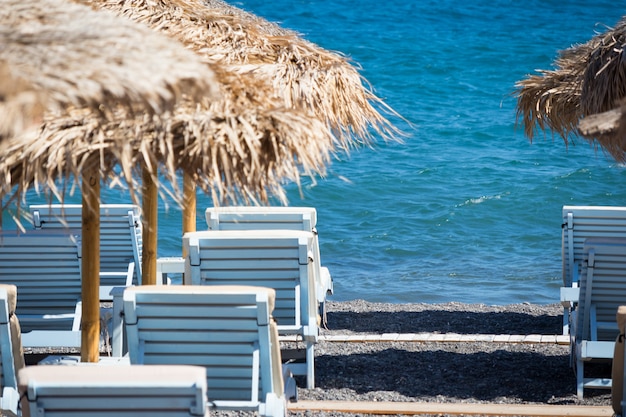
[11,1,626,305]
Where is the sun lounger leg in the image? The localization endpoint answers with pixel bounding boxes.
[306,341,315,389]
[577,357,584,399]
[111,287,125,356]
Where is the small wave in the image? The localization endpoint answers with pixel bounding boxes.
[457,193,507,207]
[458,81,479,91]
[556,168,590,180]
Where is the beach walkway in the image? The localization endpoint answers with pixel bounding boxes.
[288,400,612,416]
[284,333,570,345]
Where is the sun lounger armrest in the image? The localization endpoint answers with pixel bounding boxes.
[72,302,82,332]
[1,387,19,417]
[100,263,134,300]
[302,324,318,342]
[156,257,184,285]
[318,267,333,298]
[579,340,615,359]
[561,286,580,308]
[259,392,287,417]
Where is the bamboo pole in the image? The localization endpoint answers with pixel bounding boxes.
[182,173,197,259]
[80,162,100,362]
[141,165,158,285]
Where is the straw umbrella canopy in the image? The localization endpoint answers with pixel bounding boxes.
[0,0,221,362]
[1,69,335,358]
[578,100,626,161]
[1,0,220,142]
[6,68,335,276]
[80,0,400,248]
[84,0,398,146]
[14,0,400,360]
[515,16,626,161]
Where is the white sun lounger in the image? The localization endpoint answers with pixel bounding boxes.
[562,206,626,288]
[18,365,209,417]
[571,237,626,398]
[122,285,289,417]
[0,284,24,417]
[183,229,319,389]
[560,206,626,335]
[30,204,142,290]
[0,231,82,348]
[205,206,333,321]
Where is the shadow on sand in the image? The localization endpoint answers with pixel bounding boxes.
[325,309,561,335]
[311,347,610,404]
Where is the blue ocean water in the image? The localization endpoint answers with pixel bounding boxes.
[10,1,626,305]
[227,0,625,305]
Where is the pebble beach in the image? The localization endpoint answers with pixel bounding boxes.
[285,300,612,415]
[22,299,614,416]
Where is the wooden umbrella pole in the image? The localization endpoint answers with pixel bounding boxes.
[182,173,197,258]
[142,164,158,285]
[81,162,101,362]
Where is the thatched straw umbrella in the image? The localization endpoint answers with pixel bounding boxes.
[82,0,398,145]
[0,0,221,362]
[6,69,335,272]
[0,0,219,141]
[6,0,400,360]
[515,16,626,162]
[79,0,400,260]
[0,59,335,361]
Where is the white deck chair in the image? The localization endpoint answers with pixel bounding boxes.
[18,365,209,417]
[30,204,142,290]
[0,231,82,348]
[183,229,318,389]
[560,206,626,335]
[0,284,24,417]
[123,285,288,417]
[205,206,334,321]
[571,237,626,398]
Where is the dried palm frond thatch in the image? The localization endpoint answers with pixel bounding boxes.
[515,16,626,161]
[514,66,583,142]
[578,101,626,162]
[514,43,593,143]
[80,0,401,147]
[0,68,334,207]
[14,0,402,207]
[0,0,219,140]
[0,63,47,140]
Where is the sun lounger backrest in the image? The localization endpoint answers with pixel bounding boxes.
[562,206,626,287]
[123,285,284,414]
[0,231,81,332]
[577,238,626,342]
[205,207,319,282]
[183,230,316,331]
[0,284,22,417]
[30,204,143,284]
[206,206,316,232]
[18,364,209,417]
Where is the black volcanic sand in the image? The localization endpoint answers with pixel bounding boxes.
[24,300,614,416]
[280,300,613,417]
